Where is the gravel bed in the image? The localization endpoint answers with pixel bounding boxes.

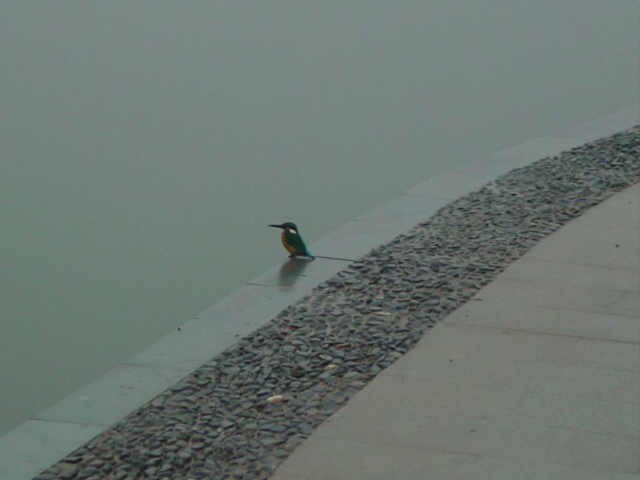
[36,127,639,480]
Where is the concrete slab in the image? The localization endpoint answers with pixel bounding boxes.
[556,105,640,140]
[354,194,451,232]
[404,171,496,199]
[469,276,633,316]
[308,220,403,260]
[327,373,638,436]
[584,184,640,225]
[453,136,588,177]
[275,445,640,480]
[611,291,640,317]
[382,323,639,384]
[524,225,639,269]
[284,401,639,474]
[123,322,239,371]
[33,363,190,427]
[128,281,321,371]
[522,185,639,270]
[497,258,640,292]
[274,434,640,480]
[449,304,640,343]
[0,421,104,480]
[195,283,314,337]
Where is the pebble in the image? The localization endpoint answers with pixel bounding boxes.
[37,127,638,479]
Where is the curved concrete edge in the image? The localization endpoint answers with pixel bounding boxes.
[0,104,638,480]
[270,184,640,480]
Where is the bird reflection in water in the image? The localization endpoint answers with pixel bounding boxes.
[277,257,312,287]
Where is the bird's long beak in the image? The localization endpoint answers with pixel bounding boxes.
[269,224,284,229]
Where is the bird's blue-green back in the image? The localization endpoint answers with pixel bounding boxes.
[284,229,312,257]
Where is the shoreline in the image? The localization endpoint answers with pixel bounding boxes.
[2,107,638,480]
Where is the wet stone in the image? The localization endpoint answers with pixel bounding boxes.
[221,420,235,429]
[149,448,163,457]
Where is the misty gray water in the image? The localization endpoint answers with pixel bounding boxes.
[1,2,638,435]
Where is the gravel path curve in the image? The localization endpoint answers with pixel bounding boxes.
[36,126,639,480]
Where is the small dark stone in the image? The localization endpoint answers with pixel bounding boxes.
[144,466,157,476]
[149,448,163,457]
[221,366,241,376]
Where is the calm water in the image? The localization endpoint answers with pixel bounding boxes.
[1,2,638,435]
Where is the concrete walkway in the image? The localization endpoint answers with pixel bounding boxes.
[270,184,640,480]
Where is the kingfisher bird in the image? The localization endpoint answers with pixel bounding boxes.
[269,222,315,259]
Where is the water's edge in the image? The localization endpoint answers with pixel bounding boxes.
[1,105,638,480]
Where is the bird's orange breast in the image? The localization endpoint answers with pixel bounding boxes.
[281,231,298,255]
